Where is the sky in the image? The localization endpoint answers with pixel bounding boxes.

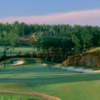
[0,0,100,26]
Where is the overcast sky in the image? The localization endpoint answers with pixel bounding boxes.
[0,0,100,26]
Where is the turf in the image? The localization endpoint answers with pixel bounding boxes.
[0,46,37,56]
[0,59,100,100]
[0,92,46,100]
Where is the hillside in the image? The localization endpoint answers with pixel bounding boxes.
[62,47,100,67]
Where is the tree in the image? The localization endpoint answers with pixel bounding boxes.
[29,36,36,58]
[0,33,2,45]
[2,31,10,68]
[8,30,19,56]
[81,26,93,51]
[3,46,9,68]
[71,25,82,54]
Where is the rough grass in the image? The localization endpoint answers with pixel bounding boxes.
[0,94,29,100]
[0,92,46,100]
[0,59,100,100]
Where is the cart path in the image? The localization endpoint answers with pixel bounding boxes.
[0,90,61,100]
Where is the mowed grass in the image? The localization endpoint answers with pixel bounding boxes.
[0,46,37,56]
[0,58,100,100]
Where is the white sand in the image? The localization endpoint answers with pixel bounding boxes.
[52,66,100,73]
[8,61,24,65]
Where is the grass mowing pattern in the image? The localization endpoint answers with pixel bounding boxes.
[1,58,100,100]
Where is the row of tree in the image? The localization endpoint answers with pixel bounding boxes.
[0,21,100,57]
[31,36,74,60]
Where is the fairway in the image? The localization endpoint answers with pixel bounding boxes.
[0,46,37,56]
[0,59,100,100]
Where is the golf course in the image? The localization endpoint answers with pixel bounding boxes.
[0,58,100,100]
[1,20,100,100]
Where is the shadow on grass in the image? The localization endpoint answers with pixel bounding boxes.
[0,67,100,85]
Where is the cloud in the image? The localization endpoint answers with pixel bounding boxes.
[0,9,100,26]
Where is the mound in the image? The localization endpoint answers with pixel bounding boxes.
[62,51,100,67]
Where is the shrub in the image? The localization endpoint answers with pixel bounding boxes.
[33,51,37,57]
[57,58,61,63]
[16,51,22,56]
[1,54,5,61]
[45,57,48,61]
[0,55,2,61]
[24,52,30,57]
[51,58,54,62]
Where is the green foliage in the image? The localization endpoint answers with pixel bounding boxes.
[5,47,9,51]
[57,58,61,63]
[1,54,5,60]
[33,51,37,57]
[16,51,22,56]
[45,57,48,61]
[24,52,30,57]
[1,21,100,56]
[51,58,54,62]
[38,32,44,37]
[0,56,2,61]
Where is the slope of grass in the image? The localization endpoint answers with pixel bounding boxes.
[1,58,56,68]
[0,61,100,100]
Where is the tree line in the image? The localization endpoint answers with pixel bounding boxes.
[0,21,100,59]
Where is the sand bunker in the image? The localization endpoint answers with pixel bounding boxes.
[34,63,47,66]
[8,61,24,65]
[52,66,100,73]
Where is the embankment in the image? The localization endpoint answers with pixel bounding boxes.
[62,52,100,67]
